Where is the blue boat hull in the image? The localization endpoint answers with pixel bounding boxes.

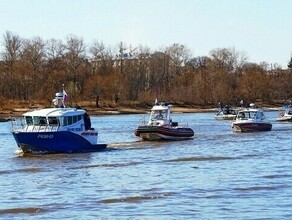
[12,131,107,154]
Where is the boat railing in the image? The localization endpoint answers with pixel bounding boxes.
[11,118,60,132]
[27,125,60,132]
[11,118,19,131]
[139,115,147,125]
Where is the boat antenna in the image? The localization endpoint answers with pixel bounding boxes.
[62,84,68,108]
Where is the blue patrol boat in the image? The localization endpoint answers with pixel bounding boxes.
[12,88,107,154]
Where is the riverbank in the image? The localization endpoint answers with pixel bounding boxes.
[0,99,219,120]
[0,105,217,121]
[0,104,281,122]
[0,98,283,122]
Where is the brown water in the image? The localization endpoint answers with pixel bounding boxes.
[0,112,291,219]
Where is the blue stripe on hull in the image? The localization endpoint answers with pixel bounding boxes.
[12,131,107,153]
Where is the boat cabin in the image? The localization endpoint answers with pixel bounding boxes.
[237,109,265,121]
[222,105,236,115]
[283,104,292,115]
[18,88,93,132]
[148,102,171,126]
[22,108,91,133]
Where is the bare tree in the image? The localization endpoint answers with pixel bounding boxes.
[164,43,191,96]
[1,31,23,98]
[187,56,208,69]
[21,37,46,98]
[1,31,22,73]
[46,38,65,71]
[166,43,191,72]
[288,56,292,69]
[210,47,247,73]
[89,41,113,76]
[64,35,87,102]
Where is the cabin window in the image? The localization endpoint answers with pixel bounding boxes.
[62,115,83,126]
[32,116,47,125]
[62,117,67,126]
[39,117,47,125]
[48,117,59,125]
[25,116,33,125]
[153,110,166,120]
[73,115,79,124]
[32,116,39,125]
[68,116,73,125]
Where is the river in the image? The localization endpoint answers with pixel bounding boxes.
[0,112,291,219]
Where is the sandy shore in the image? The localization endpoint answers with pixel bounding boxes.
[0,106,217,121]
[0,105,280,122]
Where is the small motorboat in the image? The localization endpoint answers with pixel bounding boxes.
[134,101,194,141]
[11,88,107,154]
[276,104,292,122]
[214,105,237,120]
[232,104,272,132]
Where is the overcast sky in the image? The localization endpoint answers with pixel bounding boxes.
[0,0,291,67]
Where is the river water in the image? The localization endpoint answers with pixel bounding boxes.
[0,112,291,219]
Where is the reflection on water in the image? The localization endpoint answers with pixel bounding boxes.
[0,207,44,215]
[99,192,174,204]
[0,112,292,219]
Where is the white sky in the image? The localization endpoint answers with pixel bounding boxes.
[0,0,292,67]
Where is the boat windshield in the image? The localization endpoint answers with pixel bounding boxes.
[34,116,47,125]
[48,117,59,125]
[25,116,60,126]
[62,115,83,126]
[151,110,167,120]
[286,105,292,115]
[222,106,235,115]
[25,116,33,125]
[238,111,264,120]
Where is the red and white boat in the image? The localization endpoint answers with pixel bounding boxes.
[232,104,272,132]
[134,101,194,141]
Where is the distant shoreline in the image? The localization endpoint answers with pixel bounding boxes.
[0,106,217,119]
[0,105,281,122]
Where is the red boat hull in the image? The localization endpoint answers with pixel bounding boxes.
[232,122,272,132]
[135,125,194,141]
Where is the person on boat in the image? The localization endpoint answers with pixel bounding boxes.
[224,105,231,114]
[84,112,92,130]
[155,111,164,120]
[218,102,224,110]
[39,118,47,125]
[239,112,245,119]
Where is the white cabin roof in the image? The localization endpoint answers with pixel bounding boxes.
[151,104,171,111]
[238,108,263,113]
[23,108,86,117]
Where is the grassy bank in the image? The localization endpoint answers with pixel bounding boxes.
[0,98,282,121]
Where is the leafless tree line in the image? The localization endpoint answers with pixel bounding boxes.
[1,31,292,108]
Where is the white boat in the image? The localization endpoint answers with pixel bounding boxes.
[214,105,237,120]
[276,104,292,122]
[134,101,194,141]
[232,104,272,132]
[11,88,107,154]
